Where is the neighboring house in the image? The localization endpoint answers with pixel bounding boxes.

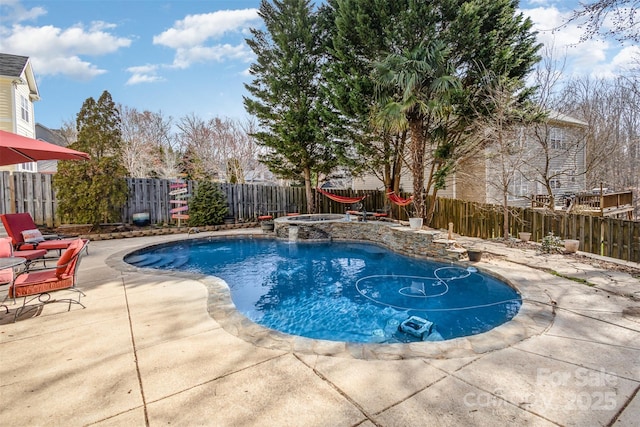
[244,165,280,185]
[35,123,68,174]
[459,112,588,208]
[0,53,40,173]
[353,112,589,209]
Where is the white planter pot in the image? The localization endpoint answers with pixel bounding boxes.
[564,239,580,253]
[409,217,423,230]
[518,232,531,242]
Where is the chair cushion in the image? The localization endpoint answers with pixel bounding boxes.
[56,239,83,278]
[19,238,77,251]
[11,271,73,298]
[1,213,38,244]
[0,268,12,285]
[0,237,13,257]
[13,248,47,261]
[21,229,45,243]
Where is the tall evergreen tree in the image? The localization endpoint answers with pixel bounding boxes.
[244,0,336,213]
[54,90,128,225]
[324,0,541,224]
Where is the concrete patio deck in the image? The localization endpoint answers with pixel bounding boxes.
[1,229,639,426]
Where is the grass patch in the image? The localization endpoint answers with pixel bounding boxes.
[548,270,593,286]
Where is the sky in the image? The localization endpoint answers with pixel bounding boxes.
[0,0,638,131]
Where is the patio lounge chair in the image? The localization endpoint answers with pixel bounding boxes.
[0,213,87,254]
[0,237,47,284]
[5,238,88,321]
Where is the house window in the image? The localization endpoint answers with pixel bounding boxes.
[549,169,562,189]
[549,127,566,149]
[17,162,37,173]
[508,172,528,200]
[20,95,30,123]
[516,127,526,148]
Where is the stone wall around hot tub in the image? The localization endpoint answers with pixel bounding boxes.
[274,220,466,261]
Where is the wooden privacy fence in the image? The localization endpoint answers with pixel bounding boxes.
[125,182,387,224]
[1,172,638,262]
[429,197,640,263]
[0,171,57,226]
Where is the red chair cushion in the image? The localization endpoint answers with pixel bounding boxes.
[12,271,74,298]
[13,248,47,261]
[1,213,38,245]
[17,238,77,251]
[0,237,12,257]
[55,239,83,278]
[1,237,15,284]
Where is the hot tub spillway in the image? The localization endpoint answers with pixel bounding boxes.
[126,253,189,269]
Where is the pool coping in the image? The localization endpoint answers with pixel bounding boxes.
[106,232,556,360]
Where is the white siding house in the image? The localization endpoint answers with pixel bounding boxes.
[0,53,40,172]
[352,112,588,208]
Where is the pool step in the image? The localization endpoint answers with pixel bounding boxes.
[131,254,162,267]
[153,255,178,268]
[128,253,189,269]
[168,255,189,269]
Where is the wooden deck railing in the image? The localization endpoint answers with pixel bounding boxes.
[601,191,634,210]
[531,191,634,218]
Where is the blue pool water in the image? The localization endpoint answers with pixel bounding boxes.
[125,238,521,343]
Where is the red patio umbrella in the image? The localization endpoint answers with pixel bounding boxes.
[0,130,90,166]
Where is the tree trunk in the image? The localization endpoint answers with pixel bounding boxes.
[503,192,509,239]
[425,187,439,226]
[304,167,315,214]
[409,119,425,218]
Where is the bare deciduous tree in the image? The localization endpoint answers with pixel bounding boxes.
[176,114,262,183]
[58,118,78,145]
[471,75,538,238]
[120,106,176,178]
[566,0,640,43]
[521,50,591,211]
[559,73,640,217]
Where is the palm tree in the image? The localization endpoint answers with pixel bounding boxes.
[373,41,460,219]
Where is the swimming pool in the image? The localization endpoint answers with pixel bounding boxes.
[125,238,521,343]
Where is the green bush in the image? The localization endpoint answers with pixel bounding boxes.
[188,181,228,226]
[540,232,562,254]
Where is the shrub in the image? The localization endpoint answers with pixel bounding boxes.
[540,232,562,254]
[188,181,228,226]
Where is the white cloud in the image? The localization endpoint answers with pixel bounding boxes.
[1,24,132,79]
[0,3,131,81]
[126,73,164,85]
[36,56,107,81]
[89,21,117,32]
[153,8,260,68]
[590,45,640,77]
[171,43,254,69]
[0,0,46,22]
[611,45,640,68]
[520,5,624,77]
[125,64,165,85]
[154,9,259,48]
[525,0,553,6]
